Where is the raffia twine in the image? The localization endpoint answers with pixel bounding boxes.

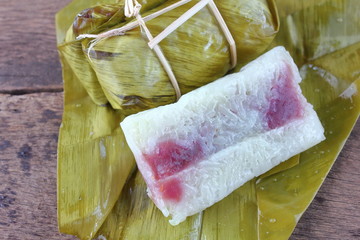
[77,0,237,100]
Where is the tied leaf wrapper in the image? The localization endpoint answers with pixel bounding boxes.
[57,0,279,239]
[56,0,360,239]
[58,0,279,115]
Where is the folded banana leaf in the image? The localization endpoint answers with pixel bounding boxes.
[56,0,360,239]
[57,0,279,238]
[58,0,170,106]
[58,0,279,115]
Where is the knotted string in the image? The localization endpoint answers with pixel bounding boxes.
[124,0,142,17]
[123,0,182,100]
[77,0,237,101]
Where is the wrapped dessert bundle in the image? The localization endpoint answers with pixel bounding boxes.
[121,47,325,225]
[58,0,279,114]
[56,0,360,239]
[57,0,280,238]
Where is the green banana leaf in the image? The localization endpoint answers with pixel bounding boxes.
[58,0,279,115]
[57,0,278,238]
[56,1,136,239]
[56,0,360,239]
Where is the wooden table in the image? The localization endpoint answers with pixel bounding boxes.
[0,1,359,239]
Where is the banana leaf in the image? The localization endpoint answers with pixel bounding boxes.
[59,0,170,106]
[57,0,278,238]
[58,0,279,115]
[56,0,360,239]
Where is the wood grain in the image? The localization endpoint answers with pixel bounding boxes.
[0,93,76,240]
[0,0,72,93]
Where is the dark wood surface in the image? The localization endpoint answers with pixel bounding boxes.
[0,1,65,94]
[0,1,359,240]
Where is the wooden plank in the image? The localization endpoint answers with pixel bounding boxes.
[0,92,359,239]
[0,93,76,240]
[0,0,72,93]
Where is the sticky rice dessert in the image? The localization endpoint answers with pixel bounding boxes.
[121,46,325,225]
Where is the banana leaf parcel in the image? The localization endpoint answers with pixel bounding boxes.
[59,0,279,115]
[56,0,360,239]
[57,0,279,238]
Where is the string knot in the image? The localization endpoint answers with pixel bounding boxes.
[124,0,142,18]
[77,0,237,101]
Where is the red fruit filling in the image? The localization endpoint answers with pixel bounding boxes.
[266,64,303,129]
[144,140,203,180]
[160,178,183,202]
